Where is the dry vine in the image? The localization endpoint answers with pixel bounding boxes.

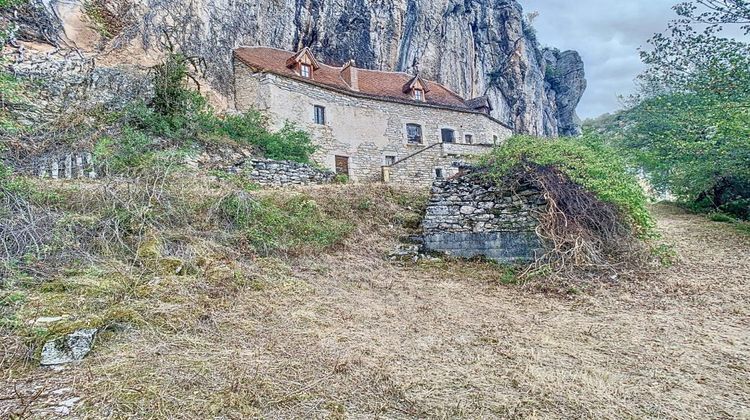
[504,160,643,277]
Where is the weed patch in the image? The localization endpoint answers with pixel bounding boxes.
[220,192,352,255]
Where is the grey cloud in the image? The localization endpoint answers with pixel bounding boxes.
[521,0,676,118]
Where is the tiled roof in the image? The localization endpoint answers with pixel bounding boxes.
[234,46,480,112]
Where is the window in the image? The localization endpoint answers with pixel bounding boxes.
[464,134,473,144]
[493,135,499,145]
[300,63,312,78]
[335,155,349,175]
[406,124,423,144]
[384,155,396,166]
[441,128,455,143]
[414,89,424,101]
[435,168,444,179]
[314,105,326,125]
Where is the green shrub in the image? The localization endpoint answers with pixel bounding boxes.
[81,53,317,173]
[0,0,26,9]
[94,128,154,172]
[650,243,678,267]
[257,122,316,163]
[333,174,349,184]
[482,135,654,234]
[1,162,30,197]
[0,67,30,133]
[220,193,352,255]
[719,198,750,221]
[204,111,315,163]
[709,213,734,223]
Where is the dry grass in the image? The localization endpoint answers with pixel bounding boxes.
[1,180,749,418]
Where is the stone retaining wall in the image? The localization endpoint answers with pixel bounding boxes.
[422,169,546,262]
[36,152,98,179]
[232,159,335,186]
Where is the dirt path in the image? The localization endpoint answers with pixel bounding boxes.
[3,205,749,418]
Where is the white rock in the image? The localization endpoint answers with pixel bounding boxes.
[40,329,97,366]
[34,316,68,326]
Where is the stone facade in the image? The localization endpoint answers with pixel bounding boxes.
[233,59,512,185]
[231,159,335,187]
[422,169,546,262]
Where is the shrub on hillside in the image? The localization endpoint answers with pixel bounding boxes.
[483,135,653,233]
[219,192,352,255]
[98,53,317,172]
[481,135,653,270]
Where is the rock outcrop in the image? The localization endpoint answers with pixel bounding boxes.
[2,0,586,136]
[543,49,587,136]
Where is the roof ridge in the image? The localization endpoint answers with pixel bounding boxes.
[232,46,513,130]
[235,46,458,92]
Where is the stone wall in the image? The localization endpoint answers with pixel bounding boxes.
[234,61,512,184]
[385,143,493,188]
[35,152,98,179]
[421,169,546,262]
[231,159,335,187]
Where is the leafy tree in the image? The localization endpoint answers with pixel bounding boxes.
[614,0,750,217]
[110,53,317,168]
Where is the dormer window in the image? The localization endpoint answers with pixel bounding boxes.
[403,74,430,102]
[300,63,312,78]
[286,48,321,79]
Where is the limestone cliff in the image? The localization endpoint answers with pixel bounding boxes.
[2,0,586,136]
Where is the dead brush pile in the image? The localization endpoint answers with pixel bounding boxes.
[482,135,655,285]
[506,161,643,274]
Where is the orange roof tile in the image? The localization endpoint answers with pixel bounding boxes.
[234,46,478,112]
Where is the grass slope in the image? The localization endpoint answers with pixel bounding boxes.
[2,169,749,418]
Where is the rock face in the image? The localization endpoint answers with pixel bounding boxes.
[3,0,586,136]
[543,49,587,136]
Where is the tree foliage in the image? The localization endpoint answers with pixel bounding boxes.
[610,0,750,218]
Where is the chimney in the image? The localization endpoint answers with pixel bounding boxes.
[341,60,359,91]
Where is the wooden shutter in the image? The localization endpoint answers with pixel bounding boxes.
[335,156,349,175]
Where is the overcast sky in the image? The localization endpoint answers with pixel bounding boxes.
[521,0,678,119]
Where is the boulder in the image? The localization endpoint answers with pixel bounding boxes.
[40,328,98,366]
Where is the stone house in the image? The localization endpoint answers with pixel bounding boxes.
[233,47,513,186]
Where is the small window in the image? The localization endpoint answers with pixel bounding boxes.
[414,89,424,101]
[314,105,326,125]
[435,168,444,179]
[493,135,499,145]
[300,63,312,78]
[384,155,396,166]
[335,155,349,175]
[406,124,423,144]
[464,134,473,144]
[441,128,455,143]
